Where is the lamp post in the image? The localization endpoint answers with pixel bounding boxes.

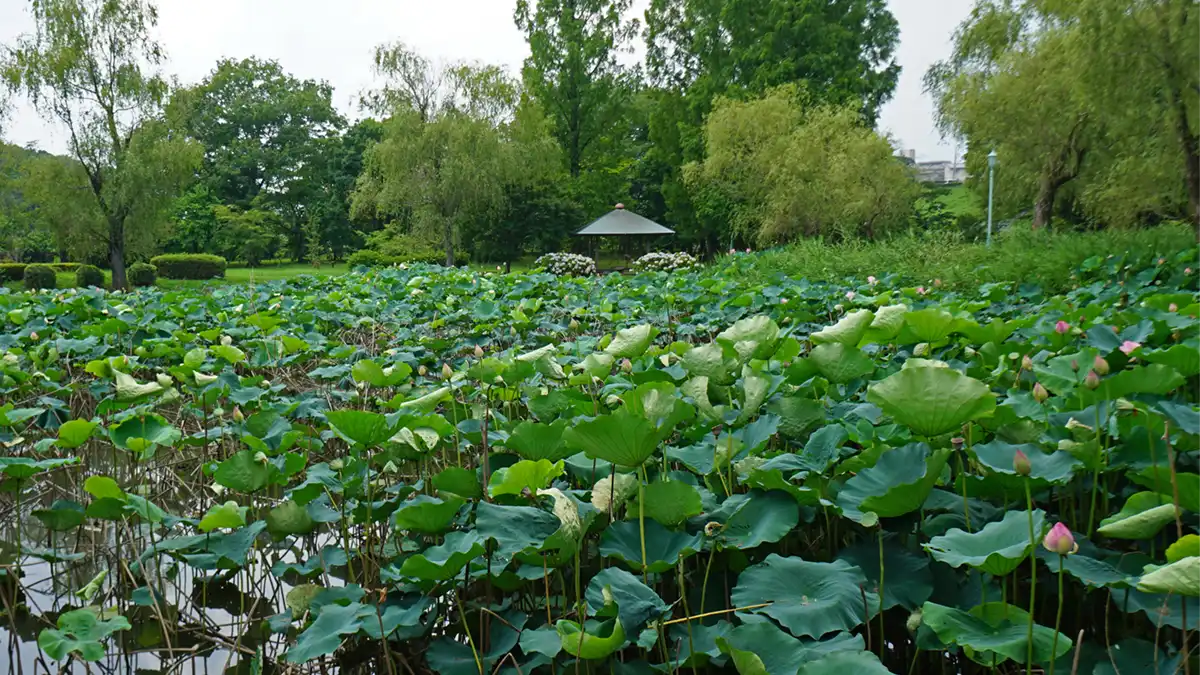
[986,149,997,246]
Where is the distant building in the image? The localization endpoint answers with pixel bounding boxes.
[895,148,968,184]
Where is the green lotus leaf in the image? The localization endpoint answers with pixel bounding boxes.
[1097,492,1178,540]
[563,410,660,467]
[505,419,572,461]
[1143,343,1200,377]
[921,601,1073,666]
[1035,548,1134,589]
[576,352,615,379]
[285,583,321,615]
[770,396,825,437]
[837,443,950,523]
[38,609,130,662]
[899,307,957,343]
[867,364,996,437]
[488,459,564,498]
[717,315,781,361]
[83,475,124,501]
[325,410,396,447]
[214,450,271,493]
[211,344,246,364]
[557,618,625,659]
[861,304,908,345]
[55,419,97,449]
[971,440,1081,490]
[605,324,657,358]
[717,623,864,675]
[732,554,878,639]
[475,501,561,559]
[719,490,800,549]
[1166,534,1200,563]
[1137,557,1200,596]
[1126,468,1199,512]
[634,478,702,526]
[393,495,464,534]
[598,519,702,573]
[433,466,483,499]
[0,457,76,480]
[1072,364,1186,407]
[1116,587,1200,629]
[398,386,452,413]
[285,602,368,663]
[808,343,875,384]
[109,414,180,454]
[682,375,727,421]
[811,309,874,347]
[837,538,934,610]
[1092,638,1184,675]
[584,567,670,635]
[198,501,248,533]
[32,500,86,532]
[623,381,696,434]
[400,530,484,581]
[266,500,315,537]
[113,370,164,401]
[925,510,1046,576]
[797,651,893,675]
[682,342,737,385]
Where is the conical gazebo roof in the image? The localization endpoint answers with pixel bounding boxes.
[575,204,674,236]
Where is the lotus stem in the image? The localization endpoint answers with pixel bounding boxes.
[1025,480,1036,675]
[699,545,716,615]
[453,586,483,675]
[1050,555,1065,675]
[878,528,886,661]
[638,465,649,584]
[662,602,772,626]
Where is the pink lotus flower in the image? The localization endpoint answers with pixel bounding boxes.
[780,297,788,305]
[1119,340,1141,355]
[1055,320,1069,335]
[1013,449,1032,476]
[744,248,751,253]
[1042,522,1078,555]
[1168,303,1178,312]
[1092,355,1109,375]
[729,248,736,255]
[1186,267,1193,274]
[1032,382,1049,403]
[916,286,926,295]
[845,291,856,301]
[867,275,877,285]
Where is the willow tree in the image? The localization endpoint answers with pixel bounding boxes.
[2,0,199,287]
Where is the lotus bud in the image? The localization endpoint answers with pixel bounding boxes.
[834,304,844,312]
[1032,382,1049,403]
[221,335,233,346]
[964,346,976,358]
[916,286,926,295]
[1055,320,1069,335]
[1013,449,1032,476]
[913,343,929,357]
[1070,359,1080,372]
[232,406,244,422]
[474,345,484,359]
[29,332,38,342]
[1186,267,1193,274]
[418,364,428,377]
[845,291,856,301]
[1021,355,1033,371]
[261,379,271,388]
[1042,522,1078,556]
[1,353,17,367]
[620,358,633,374]
[934,278,942,287]
[1119,340,1141,355]
[867,275,877,285]
[441,363,453,380]
[569,318,580,331]
[1092,355,1109,376]
[780,297,788,305]
[254,451,269,464]
[330,458,344,471]
[1169,303,1179,313]
[1083,370,1101,389]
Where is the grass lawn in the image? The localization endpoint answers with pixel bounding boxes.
[2,263,352,292]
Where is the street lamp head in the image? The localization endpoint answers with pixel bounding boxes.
[988,149,998,168]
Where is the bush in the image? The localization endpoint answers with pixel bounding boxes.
[346,247,468,268]
[632,251,700,273]
[735,221,1197,293]
[150,254,227,280]
[346,250,385,267]
[75,264,105,288]
[127,263,157,287]
[23,264,56,290]
[534,252,596,277]
[51,263,81,273]
[0,263,27,282]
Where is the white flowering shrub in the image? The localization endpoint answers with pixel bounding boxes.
[632,251,700,273]
[534,252,597,277]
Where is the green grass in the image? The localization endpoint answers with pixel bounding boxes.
[933,184,984,217]
[3,263,351,292]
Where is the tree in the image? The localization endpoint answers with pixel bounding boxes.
[926,9,1095,229]
[173,57,345,259]
[2,0,201,288]
[514,0,638,179]
[687,87,917,244]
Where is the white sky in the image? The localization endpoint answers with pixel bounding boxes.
[0,0,970,163]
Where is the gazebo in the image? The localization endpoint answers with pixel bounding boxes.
[575,204,674,269]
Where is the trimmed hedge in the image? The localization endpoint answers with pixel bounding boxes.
[23,264,56,290]
[75,264,104,288]
[346,249,468,267]
[150,254,227,280]
[0,263,25,282]
[128,263,157,287]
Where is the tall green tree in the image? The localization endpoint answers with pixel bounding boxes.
[514,0,638,179]
[2,0,200,288]
[172,57,345,259]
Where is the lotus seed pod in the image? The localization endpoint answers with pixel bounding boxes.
[704,521,724,537]
[906,609,923,633]
[1092,355,1109,376]
[1032,382,1049,403]
[1084,370,1101,390]
[951,437,965,451]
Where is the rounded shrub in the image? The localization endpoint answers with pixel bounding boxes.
[149,254,227,280]
[346,250,385,267]
[23,264,56,290]
[75,264,105,288]
[127,262,157,287]
[632,251,700,273]
[534,252,596,277]
[0,263,27,282]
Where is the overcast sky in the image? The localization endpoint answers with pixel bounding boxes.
[0,0,970,163]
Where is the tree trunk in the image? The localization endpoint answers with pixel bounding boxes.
[1171,92,1200,238]
[108,219,127,290]
[443,220,455,267]
[1033,175,1058,230]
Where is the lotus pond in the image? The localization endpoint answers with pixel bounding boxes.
[0,250,1196,675]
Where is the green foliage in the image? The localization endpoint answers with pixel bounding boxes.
[23,263,55,290]
[687,87,918,244]
[126,262,156,287]
[150,254,227,280]
[74,264,104,288]
[0,262,27,282]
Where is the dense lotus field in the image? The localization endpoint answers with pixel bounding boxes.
[0,249,1196,675]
